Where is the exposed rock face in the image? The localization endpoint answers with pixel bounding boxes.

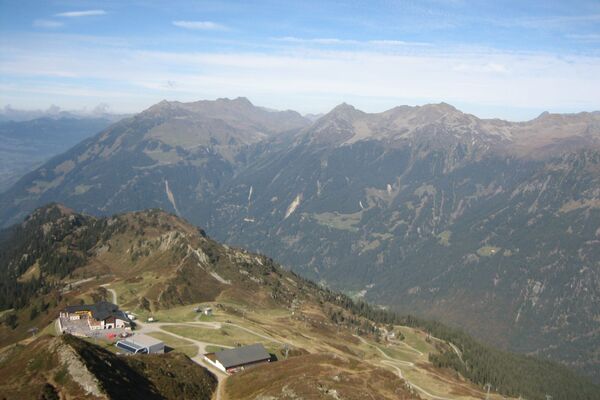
[1,99,600,381]
[53,338,106,398]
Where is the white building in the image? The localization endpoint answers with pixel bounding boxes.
[60,301,131,330]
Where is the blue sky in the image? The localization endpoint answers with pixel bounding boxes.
[1,0,599,120]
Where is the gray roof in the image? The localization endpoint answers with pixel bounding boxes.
[120,334,164,348]
[215,344,271,369]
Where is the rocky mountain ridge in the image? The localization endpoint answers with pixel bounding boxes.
[301,101,600,157]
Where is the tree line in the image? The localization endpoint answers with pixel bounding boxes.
[289,272,600,400]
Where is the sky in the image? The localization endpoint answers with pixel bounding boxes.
[1,0,599,121]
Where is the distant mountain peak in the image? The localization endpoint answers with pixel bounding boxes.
[213,96,254,107]
[430,101,457,110]
[332,102,356,111]
[307,101,481,146]
[141,99,183,116]
[322,102,364,120]
[536,111,551,119]
[143,97,257,116]
[232,96,253,105]
[413,102,463,118]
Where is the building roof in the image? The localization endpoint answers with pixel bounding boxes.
[120,334,164,348]
[214,344,271,369]
[64,301,131,323]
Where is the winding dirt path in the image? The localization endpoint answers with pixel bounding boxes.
[134,320,229,400]
[105,286,228,399]
[397,339,424,356]
[107,288,117,305]
[353,334,453,400]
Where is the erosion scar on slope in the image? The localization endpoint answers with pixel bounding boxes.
[284,194,302,219]
[165,180,181,216]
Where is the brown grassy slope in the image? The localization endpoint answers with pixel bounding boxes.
[0,205,289,347]
[0,209,227,346]
[224,353,421,400]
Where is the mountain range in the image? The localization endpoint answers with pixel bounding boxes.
[0,97,599,383]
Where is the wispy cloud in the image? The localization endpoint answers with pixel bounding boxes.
[453,62,508,73]
[566,33,600,43]
[32,19,64,29]
[275,37,355,45]
[273,37,430,47]
[1,32,599,118]
[369,40,431,47]
[499,13,600,29]
[55,10,106,18]
[3,37,599,113]
[172,20,228,31]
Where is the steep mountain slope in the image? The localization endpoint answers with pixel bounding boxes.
[0,97,309,226]
[0,334,217,399]
[211,144,600,372]
[1,205,599,399]
[0,116,114,191]
[205,105,600,382]
[225,353,417,399]
[0,99,599,383]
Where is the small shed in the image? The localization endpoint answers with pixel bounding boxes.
[116,334,164,354]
